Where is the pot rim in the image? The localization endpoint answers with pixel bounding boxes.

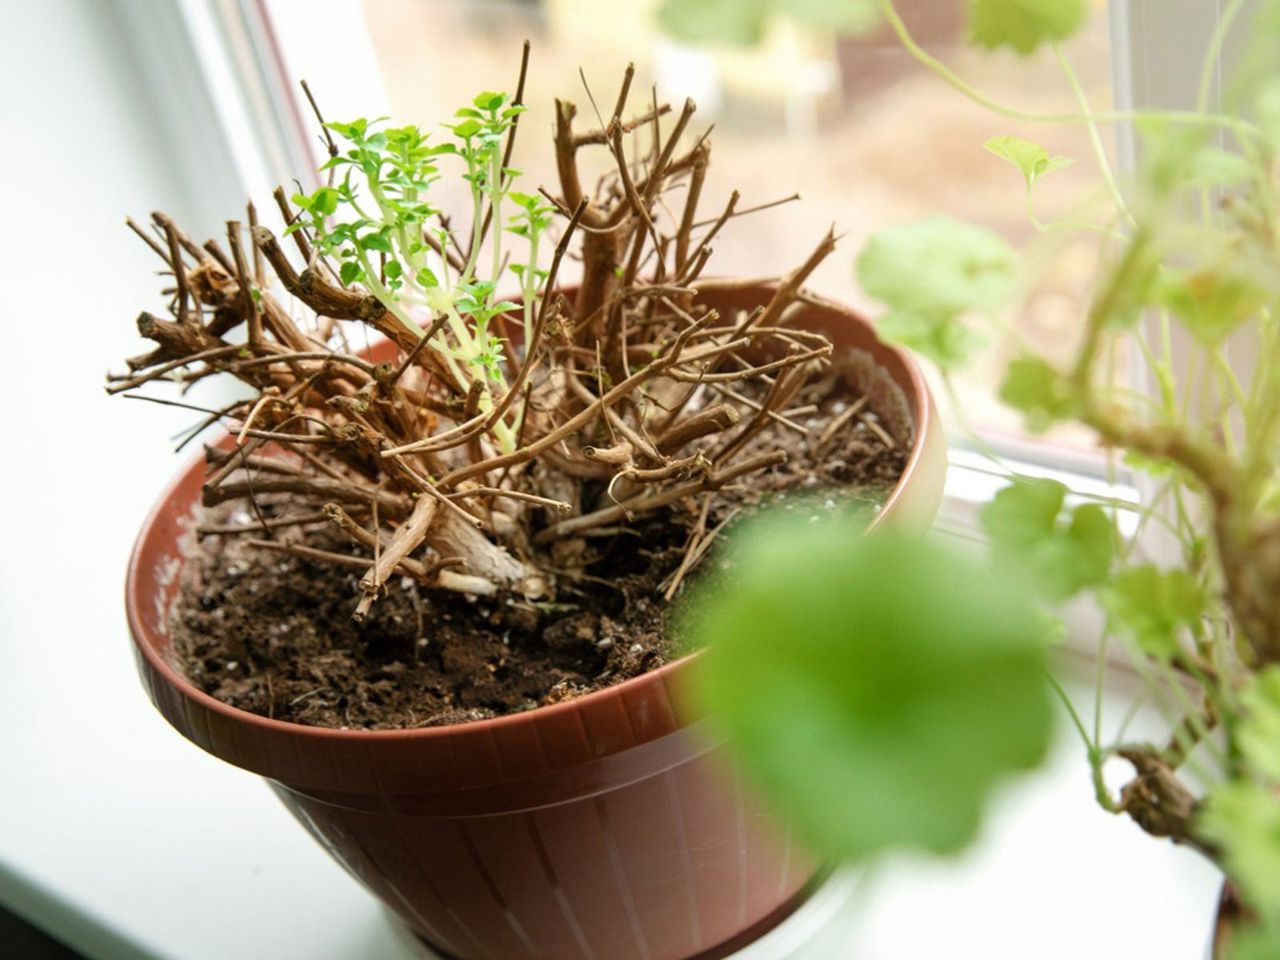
[125,284,940,745]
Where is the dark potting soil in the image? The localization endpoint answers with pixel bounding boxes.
[169,351,912,729]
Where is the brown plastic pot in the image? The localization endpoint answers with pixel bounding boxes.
[125,285,946,960]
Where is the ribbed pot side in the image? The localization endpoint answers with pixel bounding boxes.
[126,285,947,960]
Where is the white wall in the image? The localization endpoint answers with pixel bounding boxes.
[0,4,384,957]
[0,0,221,662]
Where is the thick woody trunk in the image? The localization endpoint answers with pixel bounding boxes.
[427,508,545,598]
[575,222,626,344]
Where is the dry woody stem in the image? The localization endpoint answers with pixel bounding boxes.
[110,64,849,621]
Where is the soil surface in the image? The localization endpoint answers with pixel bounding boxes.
[170,351,910,729]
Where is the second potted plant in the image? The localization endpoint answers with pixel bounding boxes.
[677,1,1280,957]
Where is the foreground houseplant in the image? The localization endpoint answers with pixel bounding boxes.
[115,51,945,960]
[673,0,1280,956]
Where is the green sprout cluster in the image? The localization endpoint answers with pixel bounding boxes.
[287,92,556,452]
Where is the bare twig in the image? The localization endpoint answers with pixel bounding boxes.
[355,494,438,621]
[534,451,786,543]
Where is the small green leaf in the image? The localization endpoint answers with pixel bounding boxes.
[339,261,360,286]
[324,118,369,140]
[383,260,402,280]
[1199,782,1280,924]
[985,136,1074,190]
[359,231,393,254]
[1240,667,1280,785]
[1098,565,1205,660]
[472,90,507,111]
[451,118,482,139]
[981,479,1114,600]
[684,513,1054,863]
[415,267,439,289]
[999,356,1076,432]
[969,0,1087,55]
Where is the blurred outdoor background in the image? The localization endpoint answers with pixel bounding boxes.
[272,0,1117,455]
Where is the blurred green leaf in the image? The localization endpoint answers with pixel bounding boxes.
[766,0,879,32]
[856,217,1016,369]
[858,217,1018,318]
[1240,667,1280,785]
[1099,565,1205,661]
[1222,0,1280,150]
[656,0,878,47]
[1200,782,1280,925]
[1123,449,1178,478]
[1138,121,1257,196]
[876,310,986,370]
[1184,146,1254,188]
[1155,263,1272,345]
[1138,121,1207,196]
[1257,77,1280,149]
[969,0,1086,55]
[999,355,1076,432]
[1225,923,1280,960]
[657,0,771,46]
[981,479,1114,600]
[684,511,1054,862]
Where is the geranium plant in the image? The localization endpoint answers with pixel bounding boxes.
[674,0,1280,954]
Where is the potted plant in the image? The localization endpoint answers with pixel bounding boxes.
[678,1,1280,956]
[114,49,946,960]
